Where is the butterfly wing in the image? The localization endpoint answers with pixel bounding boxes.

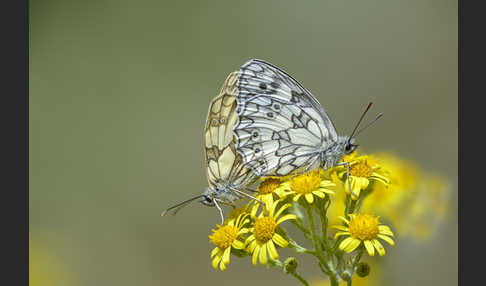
[233,59,339,176]
[204,71,257,191]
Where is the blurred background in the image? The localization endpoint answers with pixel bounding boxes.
[30,0,457,285]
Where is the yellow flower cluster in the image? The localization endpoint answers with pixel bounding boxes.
[209,200,296,270]
[327,151,450,242]
[208,170,339,270]
[206,150,450,281]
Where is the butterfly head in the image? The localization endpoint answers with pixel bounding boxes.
[344,137,359,155]
[200,188,216,207]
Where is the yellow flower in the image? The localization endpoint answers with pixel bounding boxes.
[336,154,390,199]
[280,170,335,204]
[249,177,289,217]
[333,214,395,256]
[209,213,249,270]
[360,152,450,241]
[245,201,296,265]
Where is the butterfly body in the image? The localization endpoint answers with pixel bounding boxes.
[233,59,358,177]
[200,185,240,207]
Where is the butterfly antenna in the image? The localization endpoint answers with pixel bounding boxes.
[161,195,204,217]
[348,102,373,141]
[355,113,383,137]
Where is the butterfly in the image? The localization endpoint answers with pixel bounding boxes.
[161,72,260,223]
[232,59,382,197]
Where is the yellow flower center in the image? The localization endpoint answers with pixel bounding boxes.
[349,161,373,178]
[209,225,238,249]
[289,171,321,194]
[254,217,277,243]
[257,178,281,195]
[348,214,380,241]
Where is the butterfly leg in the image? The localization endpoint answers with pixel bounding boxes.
[335,161,358,199]
[244,188,258,193]
[230,188,265,206]
[213,198,225,224]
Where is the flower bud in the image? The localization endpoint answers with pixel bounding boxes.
[284,257,298,273]
[356,262,371,277]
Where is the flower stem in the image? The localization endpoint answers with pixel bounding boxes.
[329,274,340,286]
[289,271,311,286]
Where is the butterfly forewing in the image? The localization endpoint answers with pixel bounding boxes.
[233,59,339,176]
[204,72,257,191]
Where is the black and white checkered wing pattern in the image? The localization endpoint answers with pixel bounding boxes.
[233,59,338,177]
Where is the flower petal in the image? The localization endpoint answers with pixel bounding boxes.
[222,247,231,265]
[364,240,375,256]
[251,245,260,265]
[247,240,257,253]
[272,233,289,247]
[371,173,390,185]
[211,247,220,258]
[245,234,255,245]
[274,203,291,220]
[220,261,227,271]
[339,237,354,250]
[338,216,350,224]
[267,240,279,260]
[293,194,301,202]
[312,190,326,199]
[331,225,349,231]
[305,193,314,204]
[372,239,386,256]
[238,228,250,235]
[320,180,335,187]
[259,242,268,265]
[377,234,395,246]
[378,225,394,237]
[343,238,361,253]
[277,214,296,224]
[212,252,222,269]
[334,231,350,239]
[232,240,245,249]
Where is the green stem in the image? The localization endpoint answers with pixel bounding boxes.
[306,207,322,254]
[288,239,314,254]
[289,271,311,286]
[307,206,341,284]
[317,197,331,251]
[329,274,340,286]
[290,219,312,239]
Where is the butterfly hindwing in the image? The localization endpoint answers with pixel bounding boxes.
[204,72,256,190]
[233,59,339,176]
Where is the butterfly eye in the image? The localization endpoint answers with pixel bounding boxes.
[273,103,281,110]
[267,112,274,118]
[220,117,226,124]
[259,83,267,90]
[211,119,218,126]
[345,143,358,154]
[252,131,259,138]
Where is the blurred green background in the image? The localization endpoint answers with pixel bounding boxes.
[30,0,457,285]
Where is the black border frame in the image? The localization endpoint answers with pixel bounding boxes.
[1,0,29,284]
